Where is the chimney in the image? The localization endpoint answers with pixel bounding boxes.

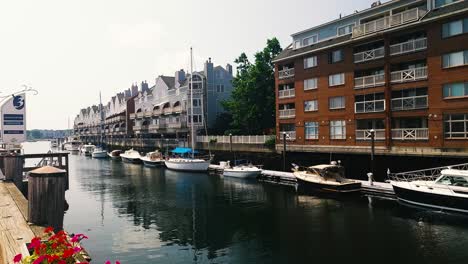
[226,64,233,76]
[175,69,186,88]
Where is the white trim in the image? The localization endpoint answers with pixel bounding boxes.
[398,197,468,214]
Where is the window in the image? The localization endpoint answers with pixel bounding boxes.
[304,56,318,69]
[329,96,345,110]
[435,0,462,8]
[191,115,202,123]
[294,40,301,49]
[338,24,355,36]
[305,122,319,139]
[330,120,346,139]
[192,99,201,107]
[304,78,318,90]
[443,82,468,98]
[302,35,318,46]
[444,114,468,139]
[304,100,318,112]
[329,50,344,63]
[329,73,345,86]
[355,93,385,113]
[216,85,225,93]
[442,19,468,38]
[442,50,468,68]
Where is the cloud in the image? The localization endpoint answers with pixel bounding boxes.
[108,20,165,49]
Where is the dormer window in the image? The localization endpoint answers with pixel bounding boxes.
[338,24,355,36]
[302,35,318,46]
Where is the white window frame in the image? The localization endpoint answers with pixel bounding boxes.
[337,23,356,36]
[443,50,468,68]
[293,40,301,49]
[329,73,345,86]
[192,99,202,107]
[305,122,319,140]
[444,114,468,139]
[302,35,318,46]
[304,78,318,90]
[304,100,318,112]
[304,56,318,69]
[329,96,346,110]
[330,120,346,140]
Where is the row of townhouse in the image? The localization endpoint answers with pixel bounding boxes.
[273,0,468,153]
[73,58,233,141]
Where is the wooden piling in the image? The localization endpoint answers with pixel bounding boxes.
[28,166,66,230]
[4,155,24,191]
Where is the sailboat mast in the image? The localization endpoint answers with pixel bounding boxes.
[190,47,195,159]
[99,91,104,146]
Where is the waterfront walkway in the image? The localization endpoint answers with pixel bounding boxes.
[0,182,44,264]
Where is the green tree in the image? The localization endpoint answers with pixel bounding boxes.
[222,38,282,135]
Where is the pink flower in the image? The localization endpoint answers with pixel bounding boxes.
[73,246,82,253]
[71,234,89,243]
[105,261,111,264]
[116,261,121,264]
[28,237,41,250]
[13,254,22,263]
[32,255,46,264]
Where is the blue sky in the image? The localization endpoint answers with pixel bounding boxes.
[0,0,378,129]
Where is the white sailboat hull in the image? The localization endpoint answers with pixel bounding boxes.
[165,159,210,172]
[223,167,262,179]
[92,151,107,158]
[140,157,165,167]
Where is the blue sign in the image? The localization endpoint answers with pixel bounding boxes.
[13,95,25,110]
[4,121,24,126]
[3,114,24,121]
[4,130,24,134]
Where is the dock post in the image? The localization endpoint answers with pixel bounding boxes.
[370,129,375,177]
[28,166,66,230]
[282,132,287,172]
[4,155,24,192]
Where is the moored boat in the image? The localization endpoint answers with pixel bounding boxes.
[391,169,468,214]
[293,163,361,193]
[222,160,262,179]
[140,151,165,167]
[107,150,122,160]
[81,144,95,156]
[92,147,107,158]
[63,136,81,152]
[165,158,210,172]
[120,149,142,164]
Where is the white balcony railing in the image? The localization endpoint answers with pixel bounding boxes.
[354,47,385,63]
[280,131,296,141]
[390,38,427,56]
[278,89,295,99]
[391,66,427,83]
[162,108,172,115]
[391,128,429,140]
[278,68,295,80]
[129,113,136,120]
[153,109,162,116]
[355,99,386,113]
[354,73,385,89]
[391,95,428,111]
[353,8,426,38]
[136,112,144,118]
[197,135,276,144]
[279,109,296,119]
[355,129,386,141]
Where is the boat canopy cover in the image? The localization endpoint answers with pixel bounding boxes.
[171,147,199,154]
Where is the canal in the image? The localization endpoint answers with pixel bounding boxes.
[23,141,468,264]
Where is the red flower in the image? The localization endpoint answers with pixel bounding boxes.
[105,261,111,264]
[58,261,66,264]
[116,261,121,264]
[32,255,46,264]
[44,226,54,234]
[13,254,22,263]
[28,237,41,250]
[63,248,75,259]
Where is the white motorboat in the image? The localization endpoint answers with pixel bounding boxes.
[107,150,122,160]
[391,169,468,214]
[140,151,165,167]
[121,149,142,164]
[81,144,95,156]
[165,158,210,172]
[92,147,107,158]
[63,136,81,152]
[51,139,59,148]
[222,160,262,179]
[293,163,361,193]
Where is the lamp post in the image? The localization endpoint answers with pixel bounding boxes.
[369,129,376,184]
[229,133,235,162]
[282,132,287,172]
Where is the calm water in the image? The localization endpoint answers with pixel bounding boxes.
[23,142,468,264]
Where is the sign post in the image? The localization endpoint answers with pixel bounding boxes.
[1,93,27,147]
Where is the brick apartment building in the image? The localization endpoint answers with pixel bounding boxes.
[273,0,468,155]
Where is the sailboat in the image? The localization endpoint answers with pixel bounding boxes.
[92,92,108,158]
[165,47,210,172]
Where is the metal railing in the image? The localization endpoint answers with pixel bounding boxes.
[391,95,428,111]
[279,109,296,119]
[355,100,386,113]
[354,73,385,89]
[388,163,468,182]
[355,129,386,140]
[390,37,427,56]
[196,135,275,144]
[354,47,385,63]
[278,68,295,80]
[278,89,295,99]
[353,8,426,38]
[391,66,427,83]
[391,128,428,140]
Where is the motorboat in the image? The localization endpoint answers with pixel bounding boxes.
[92,146,107,158]
[222,160,262,179]
[140,151,165,167]
[391,169,468,214]
[164,147,210,172]
[293,162,361,193]
[63,136,81,152]
[120,149,143,164]
[50,139,59,148]
[107,150,122,160]
[81,144,95,156]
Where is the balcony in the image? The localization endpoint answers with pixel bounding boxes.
[355,129,386,141]
[162,108,172,115]
[149,123,165,130]
[390,38,427,56]
[354,47,385,63]
[280,131,296,141]
[134,125,149,132]
[279,109,296,119]
[129,113,136,120]
[353,8,426,38]
[355,99,386,113]
[391,128,428,140]
[167,122,187,129]
[278,68,295,80]
[144,111,152,118]
[391,95,428,111]
[153,109,162,116]
[136,112,145,119]
[354,73,385,89]
[390,66,427,83]
[173,106,183,113]
[278,89,295,99]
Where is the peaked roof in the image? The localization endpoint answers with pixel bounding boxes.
[160,76,175,89]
